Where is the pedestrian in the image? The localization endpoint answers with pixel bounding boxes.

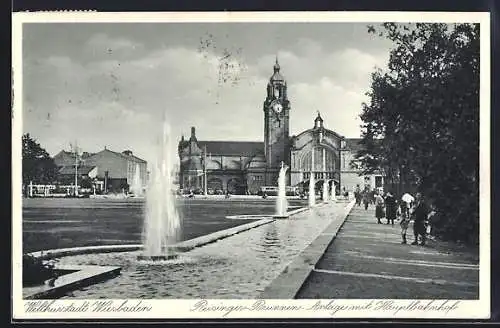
[399,199,411,244]
[354,185,361,206]
[411,192,429,246]
[384,191,397,225]
[374,190,385,224]
[362,189,370,210]
[426,204,437,240]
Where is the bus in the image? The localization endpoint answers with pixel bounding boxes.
[259,186,299,197]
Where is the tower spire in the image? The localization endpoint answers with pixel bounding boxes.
[273,54,280,72]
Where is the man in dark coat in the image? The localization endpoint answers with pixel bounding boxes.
[384,191,397,225]
[411,192,429,246]
[354,185,362,206]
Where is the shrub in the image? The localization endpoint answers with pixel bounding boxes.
[23,254,56,286]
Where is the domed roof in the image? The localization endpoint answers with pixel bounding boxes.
[270,56,285,83]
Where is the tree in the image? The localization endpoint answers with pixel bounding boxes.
[358,23,479,244]
[22,134,58,195]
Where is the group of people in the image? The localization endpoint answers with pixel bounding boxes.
[354,185,435,246]
[354,186,375,210]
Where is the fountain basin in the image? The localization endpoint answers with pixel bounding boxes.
[50,201,351,300]
[23,201,353,300]
[28,218,276,261]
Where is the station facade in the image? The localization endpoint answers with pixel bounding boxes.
[178,59,384,195]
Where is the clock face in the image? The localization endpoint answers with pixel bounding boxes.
[273,102,283,113]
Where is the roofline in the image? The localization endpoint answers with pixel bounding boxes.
[53,150,74,157]
[197,140,264,144]
[292,127,345,140]
[97,148,147,163]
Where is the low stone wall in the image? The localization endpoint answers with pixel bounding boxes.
[24,265,121,299]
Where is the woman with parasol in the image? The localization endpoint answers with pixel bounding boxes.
[399,192,414,244]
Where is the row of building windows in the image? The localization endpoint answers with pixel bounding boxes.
[303,172,335,180]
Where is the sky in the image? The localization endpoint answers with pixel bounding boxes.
[22,22,393,165]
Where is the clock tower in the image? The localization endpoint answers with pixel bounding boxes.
[263,57,291,184]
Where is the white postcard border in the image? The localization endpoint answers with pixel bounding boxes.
[11,11,491,320]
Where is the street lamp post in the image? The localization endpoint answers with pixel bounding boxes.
[203,145,208,196]
[72,142,80,197]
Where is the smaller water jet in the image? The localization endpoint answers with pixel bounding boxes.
[130,163,143,197]
[331,181,337,201]
[308,172,316,208]
[323,180,329,203]
[274,162,289,219]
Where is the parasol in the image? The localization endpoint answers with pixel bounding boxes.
[401,193,414,203]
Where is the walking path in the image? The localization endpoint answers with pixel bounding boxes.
[296,204,479,299]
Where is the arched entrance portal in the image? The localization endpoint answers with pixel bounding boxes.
[227,178,244,194]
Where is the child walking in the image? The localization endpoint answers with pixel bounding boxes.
[399,200,411,244]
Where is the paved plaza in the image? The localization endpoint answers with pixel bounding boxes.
[297,205,480,299]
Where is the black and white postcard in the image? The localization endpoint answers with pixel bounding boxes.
[11,11,491,320]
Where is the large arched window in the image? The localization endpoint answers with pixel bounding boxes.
[300,146,337,172]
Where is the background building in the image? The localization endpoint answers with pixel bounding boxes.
[178,59,383,195]
[340,139,384,192]
[53,147,147,193]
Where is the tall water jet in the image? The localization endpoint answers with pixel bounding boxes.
[275,162,289,218]
[138,120,181,261]
[131,163,143,197]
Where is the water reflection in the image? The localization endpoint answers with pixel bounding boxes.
[58,202,346,299]
[262,223,280,247]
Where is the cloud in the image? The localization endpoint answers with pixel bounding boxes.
[23,32,388,165]
[85,33,145,59]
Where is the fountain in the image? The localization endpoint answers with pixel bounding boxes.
[137,120,181,261]
[321,148,328,203]
[130,163,143,197]
[308,172,315,208]
[323,180,329,203]
[308,149,316,207]
[331,181,337,201]
[274,162,289,218]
